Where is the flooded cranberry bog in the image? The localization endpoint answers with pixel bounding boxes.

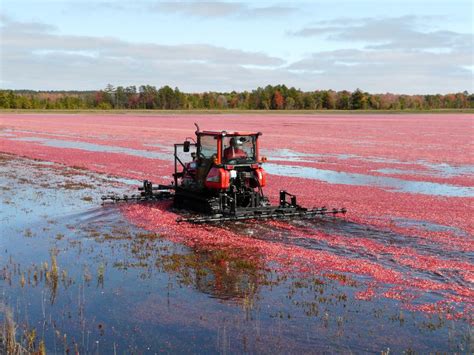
[0,113,472,352]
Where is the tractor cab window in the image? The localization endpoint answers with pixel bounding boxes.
[198,135,217,159]
[223,135,256,163]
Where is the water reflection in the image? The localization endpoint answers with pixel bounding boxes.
[157,248,266,303]
[265,163,474,197]
[266,148,474,178]
[12,136,170,160]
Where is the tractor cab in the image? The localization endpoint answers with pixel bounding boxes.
[197,131,260,165]
[175,128,266,193]
[197,130,261,166]
[169,125,267,213]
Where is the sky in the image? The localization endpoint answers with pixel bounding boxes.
[0,0,472,93]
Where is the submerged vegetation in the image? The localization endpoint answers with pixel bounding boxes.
[0,302,46,354]
[1,84,472,110]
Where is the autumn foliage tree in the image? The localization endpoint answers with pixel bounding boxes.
[0,85,472,110]
[271,90,284,109]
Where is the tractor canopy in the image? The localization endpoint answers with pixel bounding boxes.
[196,131,262,166]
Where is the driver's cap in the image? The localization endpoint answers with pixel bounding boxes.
[231,137,242,146]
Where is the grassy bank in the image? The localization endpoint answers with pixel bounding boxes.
[1,108,473,115]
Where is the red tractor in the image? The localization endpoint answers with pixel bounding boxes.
[103,124,346,223]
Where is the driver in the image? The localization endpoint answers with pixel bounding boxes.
[224,137,247,161]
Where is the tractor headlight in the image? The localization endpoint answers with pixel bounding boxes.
[230,170,237,179]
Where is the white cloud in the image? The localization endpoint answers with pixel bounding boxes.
[290,16,472,51]
[151,1,244,17]
[0,15,284,65]
[149,1,296,19]
[0,14,472,93]
[0,15,286,90]
[285,16,473,93]
[85,1,297,18]
[288,49,472,92]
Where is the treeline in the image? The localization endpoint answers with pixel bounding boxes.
[0,84,472,110]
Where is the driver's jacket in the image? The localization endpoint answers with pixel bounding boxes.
[223,147,247,161]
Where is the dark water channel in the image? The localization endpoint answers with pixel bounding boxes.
[0,154,471,353]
